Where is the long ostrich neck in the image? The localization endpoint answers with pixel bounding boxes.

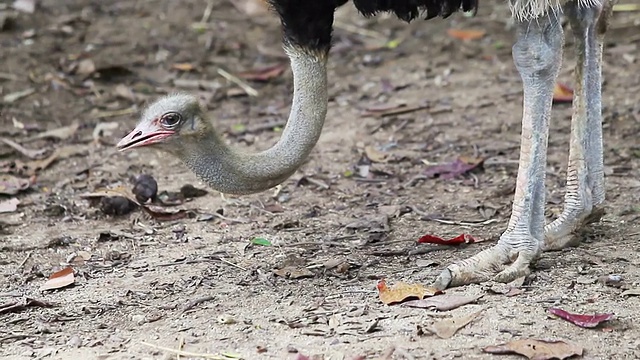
[181,48,328,195]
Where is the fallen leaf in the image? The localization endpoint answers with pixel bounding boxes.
[229,0,270,16]
[377,279,441,305]
[483,339,583,360]
[364,145,388,163]
[41,267,75,291]
[25,123,79,142]
[423,157,484,179]
[621,288,640,296]
[613,3,640,11]
[172,63,197,72]
[0,175,31,195]
[237,64,286,82]
[403,294,481,311]
[0,198,20,213]
[429,308,483,338]
[553,82,573,103]
[113,84,136,101]
[12,0,36,14]
[251,237,272,246]
[417,233,481,246]
[76,58,96,76]
[92,122,120,142]
[2,88,35,103]
[547,308,614,328]
[0,297,54,315]
[447,29,486,41]
[0,137,47,159]
[272,266,314,279]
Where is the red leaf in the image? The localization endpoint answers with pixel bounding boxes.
[424,157,484,180]
[446,29,486,41]
[417,233,479,245]
[548,307,614,328]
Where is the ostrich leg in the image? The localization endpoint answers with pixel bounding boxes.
[434,11,564,288]
[544,0,615,250]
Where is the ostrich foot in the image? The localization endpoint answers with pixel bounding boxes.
[434,235,538,289]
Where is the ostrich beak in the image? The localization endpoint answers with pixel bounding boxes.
[116,122,174,151]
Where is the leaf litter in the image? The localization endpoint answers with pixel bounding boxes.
[377,279,442,305]
[483,339,583,360]
[547,308,614,328]
[417,233,482,246]
[40,266,75,291]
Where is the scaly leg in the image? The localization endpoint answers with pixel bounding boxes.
[543,0,615,250]
[434,12,564,289]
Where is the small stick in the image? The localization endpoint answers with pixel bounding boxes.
[18,251,33,269]
[139,342,231,360]
[180,295,215,314]
[217,68,258,97]
[218,258,247,271]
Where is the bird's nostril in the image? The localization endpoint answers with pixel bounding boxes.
[131,131,142,139]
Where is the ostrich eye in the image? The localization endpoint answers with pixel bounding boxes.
[160,112,182,128]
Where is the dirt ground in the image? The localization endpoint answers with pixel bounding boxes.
[2,0,640,359]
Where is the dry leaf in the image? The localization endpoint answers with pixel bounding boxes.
[0,175,31,195]
[0,198,20,213]
[377,279,441,305]
[12,0,36,14]
[547,308,614,328]
[483,339,583,360]
[364,146,388,163]
[76,58,96,76]
[113,84,136,101]
[172,63,197,72]
[0,137,47,159]
[553,82,573,103]
[402,294,481,311]
[3,88,35,103]
[621,288,640,296]
[237,64,286,82]
[26,123,79,142]
[272,266,314,279]
[229,0,269,15]
[41,267,75,291]
[447,29,486,41]
[429,308,483,338]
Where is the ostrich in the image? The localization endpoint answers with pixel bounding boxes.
[117,0,616,288]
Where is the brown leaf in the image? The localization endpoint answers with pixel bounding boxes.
[430,309,483,338]
[553,82,573,103]
[447,29,486,41]
[0,174,31,195]
[402,294,481,311]
[364,145,388,163]
[172,63,197,72]
[483,339,583,360]
[41,267,75,291]
[273,266,314,279]
[237,64,286,82]
[0,198,20,213]
[377,279,441,305]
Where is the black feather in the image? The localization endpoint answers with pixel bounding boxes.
[268,0,478,53]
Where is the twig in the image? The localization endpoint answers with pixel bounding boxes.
[218,258,247,271]
[333,20,387,40]
[139,342,236,360]
[217,68,258,97]
[408,206,498,227]
[17,251,33,269]
[180,295,215,314]
[200,0,214,23]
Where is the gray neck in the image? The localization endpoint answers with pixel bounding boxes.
[181,48,329,195]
